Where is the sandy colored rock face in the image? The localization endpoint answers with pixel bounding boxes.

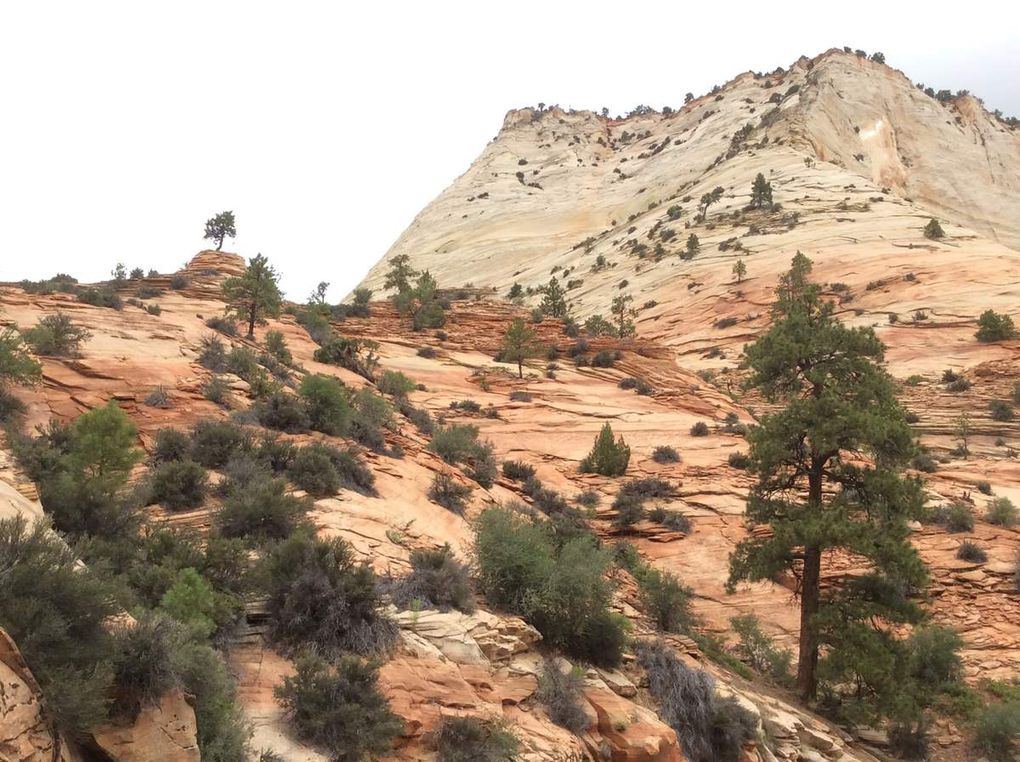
[92,690,200,762]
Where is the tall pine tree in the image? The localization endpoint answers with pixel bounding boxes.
[727,253,926,700]
[222,253,282,338]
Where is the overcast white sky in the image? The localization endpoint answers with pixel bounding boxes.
[1,1,1017,301]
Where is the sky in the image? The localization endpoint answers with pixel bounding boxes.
[1,1,1017,301]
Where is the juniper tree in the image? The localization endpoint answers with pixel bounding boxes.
[394,270,445,330]
[203,211,236,251]
[222,253,282,338]
[0,327,42,387]
[750,173,773,209]
[501,318,538,378]
[698,186,724,220]
[686,234,700,255]
[383,254,417,295]
[732,259,747,283]
[611,294,634,337]
[539,276,569,319]
[727,253,927,701]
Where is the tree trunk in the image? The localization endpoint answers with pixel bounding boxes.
[797,463,824,700]
[247,304,256,339]
[216,236,223,251]
[796,544,821,700]
[518,360,523,379]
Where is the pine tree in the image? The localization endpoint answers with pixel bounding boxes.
[698,186,725,220]
[750,173,773,209]
[222,253,282,338]
[383,254,417,294]
[579,423,630,476]
[539,276,569,319]
[685,234,700,256]
[611,294,634,337]
[727,253,926,701]
[203,211,236,251]
[732,259,747,283]
[501,318,539,378]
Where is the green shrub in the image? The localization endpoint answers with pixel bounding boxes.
[636,567,694,633]
[977,480,993,495]
[647,506,691,533]
[591,350,617,368]
[76,287,123,310]
[274,651,399,762]
[144,385,173,408]
[923,218,945,240]
[429,424,482,464]
[0,387,27,422]
[198,334,228,371]
[377,370,416,398]
[976,310,1016,342]
[575,490,600,508]
[536,659,589,734]
[0,515,118,737]
[150,460,209,510]
[287,445,341,496]
[729,613,792,682]
[612,492,644,529]
[727,451,751,469]
[191,420,252,468]
[22,313,91,356]
[579,422,630,476]
[973,702,1020,761]
[990,399,1016,421]
[256,434,297,473]
[170,273,190,290]
[428,473,473,513]
[987,497,1018,527]
[174,642,250,762]
[255,391,310,433]
[217,477,310,542]
[153,427,191,463]
[349,387,392,452]
[416,346,437,359]
[474,507,625,667]
[911,451,938,472]
[930,502,974,532]
[389,545,475,613]
[690,421,710,436]
[509,390,532,402]
[435,716,519,762]
[298,374,351,435]
[651,445,680,464]
[159,567,240,640]
[265,531,397,656]
[205,315,238,336]
[264,330,292,365]
[203,375,230,406]
[0,326,43,388]
[502,460,536,482]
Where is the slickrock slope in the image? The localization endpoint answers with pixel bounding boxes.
[1,254,903,762]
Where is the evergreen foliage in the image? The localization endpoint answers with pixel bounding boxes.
[579,422,630,476]
[727,252,927,703]
[222,254,282,338]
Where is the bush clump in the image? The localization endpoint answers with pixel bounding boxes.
[636,567,694,633]
[956,540,988,563]
[434,716,520,762]
[298,374,351,435]
[987,497,1019,527]
[266,531,397,656]
[976,310,1016,342]
[377,370,416,398]
[727,451,751,469]
[535,659,589,734]
[428,473,473,514]
[502,460,536,482]
[474,507,626,667]
[509,390,532,402]
[651,445,680,464]
[217,476,310,542]
[636,641,757,762]
[990,399,1016,422]
[729,613,792,682]
[255,391,311,433]
[929,502,974,533]
[274,651,400,762]
[149,460,209,511]
[22,313,91,356]
[690,421,710,436]
[973,702,1020,762]
[389,545,475,613]
[647,506,691,533]
[153,427,191,463]
[579,422,630,476]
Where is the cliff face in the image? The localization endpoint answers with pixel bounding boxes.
[355,49,1020,325]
